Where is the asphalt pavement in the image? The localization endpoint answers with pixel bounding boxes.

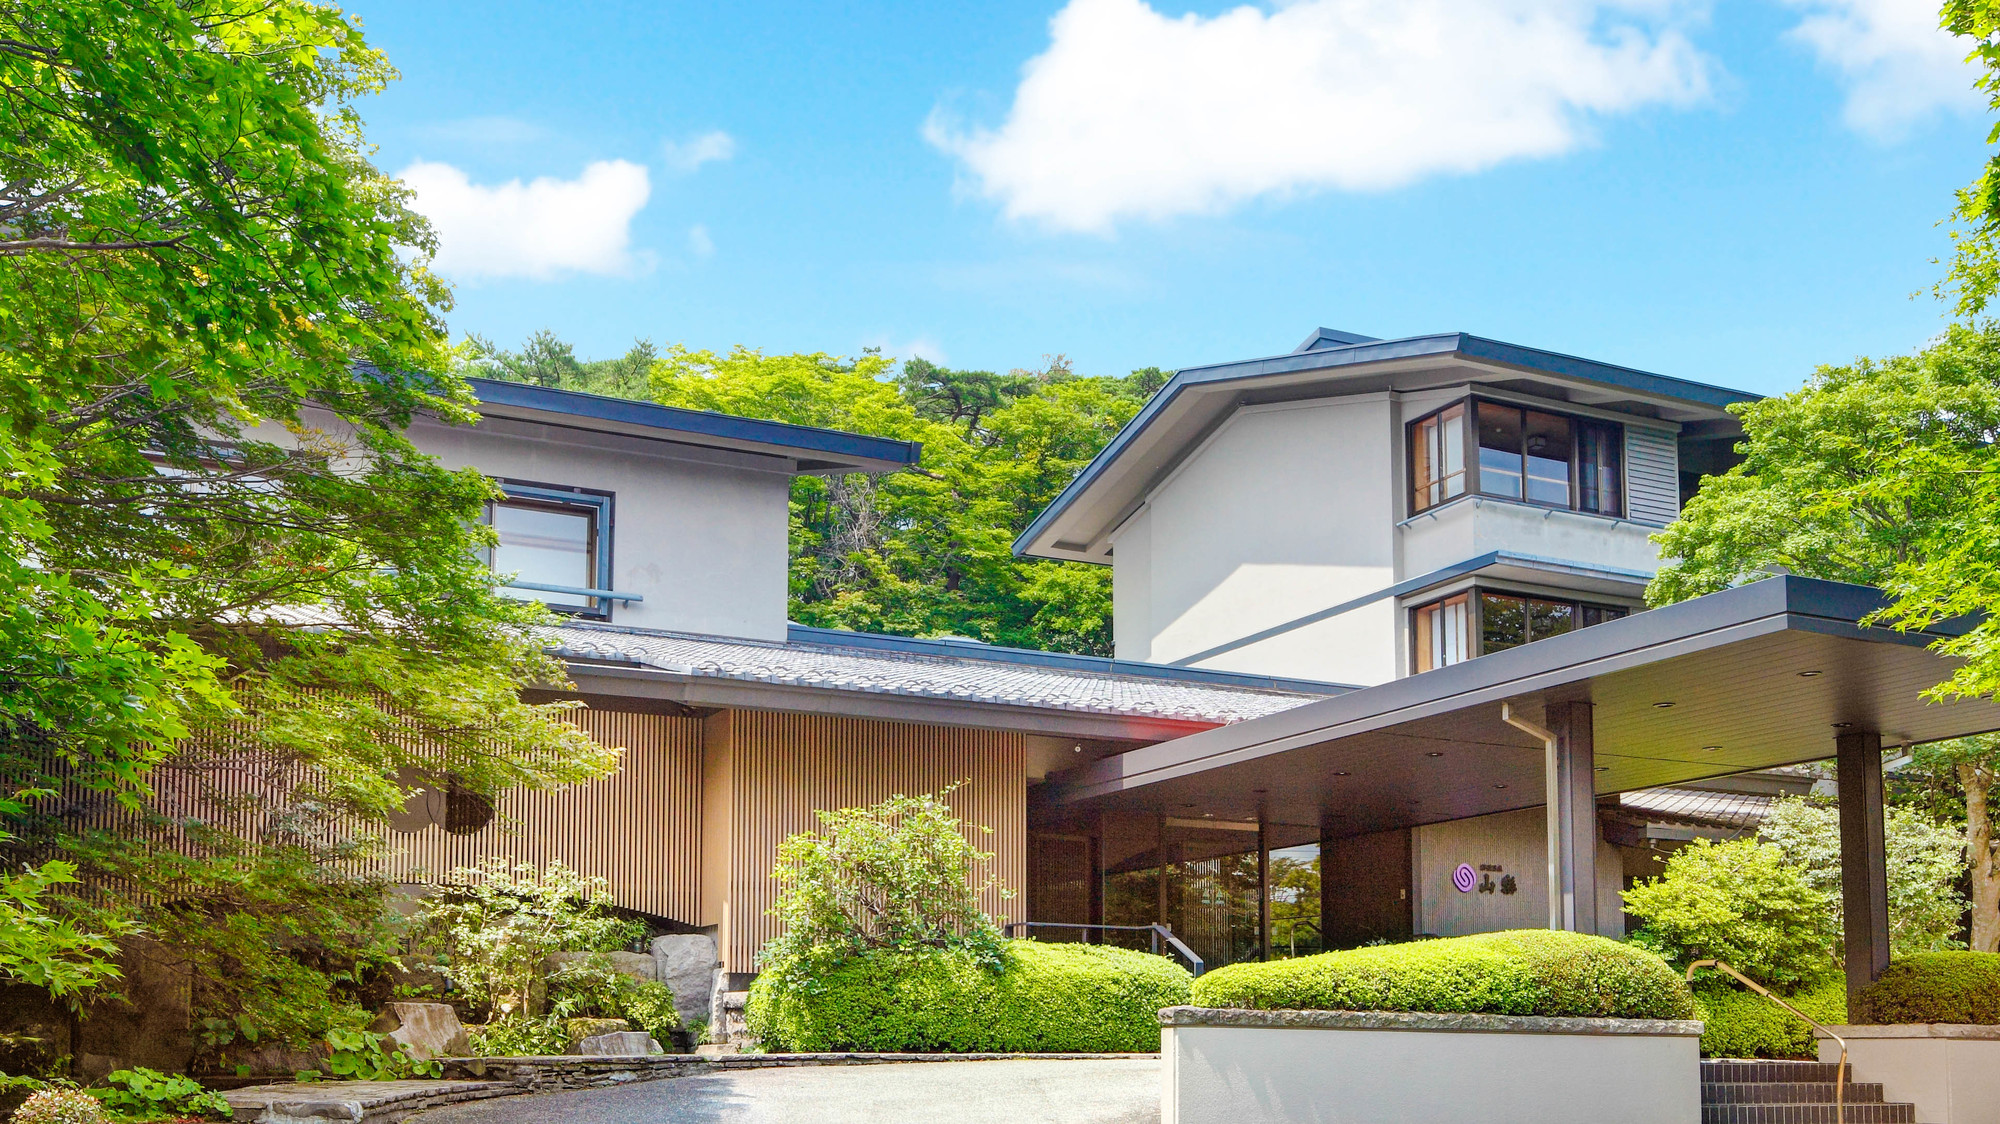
[413,1058,1161,1124]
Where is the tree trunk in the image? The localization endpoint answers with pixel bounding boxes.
[1963,761,1999,953]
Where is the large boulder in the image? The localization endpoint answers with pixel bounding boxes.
[564,1017,629,1053]
[577,1030,661,1056]
[370,1001,470,1060]
[652,934,719,1027]
[546,950,657,983]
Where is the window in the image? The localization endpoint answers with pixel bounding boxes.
[1411,589,1628,673]
[483,483,613,617]
[1409,404,1466,513]
[1408,399,1623,517]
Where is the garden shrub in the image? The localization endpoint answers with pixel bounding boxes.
[1856,952,2000,1024]
[747,939,1191,1053]
[466,1017,566,1057]
[11,1087,108,1124]
[546,954,681,1040]
[1622,837,1837,990]
[1692,977,1846,1058]
[1189,930,1694,1019]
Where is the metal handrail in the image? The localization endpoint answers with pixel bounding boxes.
[1002,921,1207,976]
[1687,959,1847,1124]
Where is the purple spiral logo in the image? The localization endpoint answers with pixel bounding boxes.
[1452,863,1477,893]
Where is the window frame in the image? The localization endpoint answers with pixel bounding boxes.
[483,479,616,620]
[1405,397,1626,519]
[1408,586,1631,674]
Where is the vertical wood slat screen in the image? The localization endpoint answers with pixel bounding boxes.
[383,708,703,920]
[723,712,1027,972]
[1624,425,1681,527]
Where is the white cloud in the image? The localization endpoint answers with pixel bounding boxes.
[688,223,715,258]
[925,0,1712,232]
[398,160,652,281]
[1782,0,1982,137]
[663,130,738,173]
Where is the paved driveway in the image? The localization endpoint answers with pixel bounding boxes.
[414,1058,1160,1124]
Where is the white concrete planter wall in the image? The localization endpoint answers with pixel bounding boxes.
[1161,1006,1703,1124]
[1818,1024,2000,1124]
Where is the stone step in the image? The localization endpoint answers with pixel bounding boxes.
[1701,1080,1887,1104]
[1701,1059,1846,1083]
[1700,1100,1917,1124]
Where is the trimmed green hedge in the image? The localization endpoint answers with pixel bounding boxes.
[1693,977,1845,1058]
[745,939,1192,1053]
[1857,952,2000,1025]
[1189,930,1694,1020]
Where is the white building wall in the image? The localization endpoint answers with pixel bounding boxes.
[1129,398,1399,685]
[409,416,794,641]
[1412,807,1625,938]
[1399,496,1666,580]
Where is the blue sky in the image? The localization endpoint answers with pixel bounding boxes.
[351,0,1989,396]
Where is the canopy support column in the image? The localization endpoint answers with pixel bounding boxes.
[1838,729,1890,1013]
[1546,700,1598,934]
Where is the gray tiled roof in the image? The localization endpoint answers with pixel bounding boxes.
[1618,787,1773,831]
[546,622,1335,725]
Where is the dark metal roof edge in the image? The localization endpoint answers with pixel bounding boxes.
[783,624,1356,696]
[467,377,922,468]
[1046,577,1963,800]
[1012,332,1759,559]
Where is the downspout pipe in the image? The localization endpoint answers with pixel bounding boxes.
[1500,701,1563,931]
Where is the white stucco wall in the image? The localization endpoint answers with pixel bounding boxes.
[1399,496,1665,580]
[1121,398,1399,685]
[409,416,794,641]
[1413,807,1625,938]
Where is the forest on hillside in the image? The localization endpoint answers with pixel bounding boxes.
[459,332,1167,655]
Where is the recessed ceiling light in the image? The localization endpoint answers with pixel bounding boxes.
[1703,745,1724,752]
[1333,771,1351,777]
[1653,701,1675,709]
[1493,783,1508,790]
[1426,751,1445,758]
[1832,721,1854,729]
[1595,765,1611,772]
[1798,670,1823,678]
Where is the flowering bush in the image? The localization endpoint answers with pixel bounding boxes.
[12,1087,109,1124]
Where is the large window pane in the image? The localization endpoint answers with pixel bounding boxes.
[1413,592,1470,672]
[1526,598,1574,641]
[1523,412,1573,506]
[1268,844,1323,959]
[1480,592,1529,653]
[1476,403,1523,500]
[1411,404,1466,512]
[1577,421,1622,515]
[489,500,595,609]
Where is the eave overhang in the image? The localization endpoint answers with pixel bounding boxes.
[1036,577,2000,835]
[1015,333,1757,564]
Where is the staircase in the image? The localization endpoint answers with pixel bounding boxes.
[1700,1059,1921,1124]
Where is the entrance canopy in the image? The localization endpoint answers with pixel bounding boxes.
[1042,577,2000,835]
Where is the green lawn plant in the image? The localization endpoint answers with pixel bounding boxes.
[760,789,1007,989]
[747,939,1190,1053]
[87,1067,233,1120]
[1621,837,1838,990]
[1190,930,1694,1020]
[1856,951,2000,1024]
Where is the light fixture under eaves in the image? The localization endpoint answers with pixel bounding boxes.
[1799,670,1823,678]
[1653,702,1675,709]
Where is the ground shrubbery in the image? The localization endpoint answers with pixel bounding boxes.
[1856,952,2000,1024]
[747,939,1191,1053]
[1188,930,1694,1020]
[1692,977,1846,1058]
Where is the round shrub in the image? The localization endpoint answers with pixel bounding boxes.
[1189,930,1695,1020]
[12,1087,109,1124]
[1693,977,1846,1058]
[747,939,1192,1053]
[1856,952,2000,1024]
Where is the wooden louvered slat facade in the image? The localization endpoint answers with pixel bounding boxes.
[705,711,1027,973]
[382,708,704,921]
